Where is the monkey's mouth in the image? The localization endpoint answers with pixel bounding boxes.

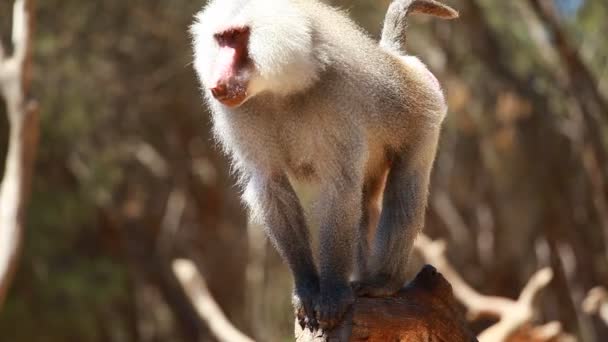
[210,83,248,108]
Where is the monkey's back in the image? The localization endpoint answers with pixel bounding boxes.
[300,0,447,148]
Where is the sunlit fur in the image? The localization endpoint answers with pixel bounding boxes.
[191,0,454,329]
[191,0,324,101]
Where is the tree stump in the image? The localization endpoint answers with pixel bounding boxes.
[295,265,478,342]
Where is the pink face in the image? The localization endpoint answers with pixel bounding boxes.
[209,26,252,107]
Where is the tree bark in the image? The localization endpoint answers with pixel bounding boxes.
[295,265,478,342]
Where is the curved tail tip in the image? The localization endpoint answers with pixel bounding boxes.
[411,1,460,19]
[442,7,459,19]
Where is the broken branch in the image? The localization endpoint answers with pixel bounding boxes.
[0,0,38,308]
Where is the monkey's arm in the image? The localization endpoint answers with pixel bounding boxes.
[243,172,319,328]
[314,155,365,328]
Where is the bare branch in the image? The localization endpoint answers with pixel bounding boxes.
[530,322,569,341]
[173,259,255,342]
[583,287,608,326]
[415,235,514,318]
[478,267,552,342]
[0,0,38,308]
[415,234,557,342]
[157,188,187,254]
[518,268,553,305]
[12,0,28,63]
[431,191,472,247]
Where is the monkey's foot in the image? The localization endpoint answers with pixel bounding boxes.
[293,282,320,331]
[352,274,405,297]
[315,283,354,330]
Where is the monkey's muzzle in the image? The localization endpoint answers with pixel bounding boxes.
[209,41,250,108]
[210,82,248,107]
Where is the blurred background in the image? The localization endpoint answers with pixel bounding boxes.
[0,0,607,341]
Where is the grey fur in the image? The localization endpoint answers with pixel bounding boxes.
[381,0,459,54]
[192,0,457,331]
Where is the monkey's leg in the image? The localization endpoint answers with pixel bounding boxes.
[245,173,319,330]
[353,171,388,282]
[315,173,363,329]
[356,133,439,297]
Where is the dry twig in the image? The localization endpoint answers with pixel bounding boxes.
[0,0,38,308]
[415,234,558,342]
[173,259,255,342]
[582,287,608,326]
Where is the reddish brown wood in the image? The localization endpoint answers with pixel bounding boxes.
[295,265,478,342]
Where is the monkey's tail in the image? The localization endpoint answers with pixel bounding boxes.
[380,0,458,55]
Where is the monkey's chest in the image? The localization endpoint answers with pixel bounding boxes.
[222,114,326,178]
[220,101,359,185]
[281,134,325,183]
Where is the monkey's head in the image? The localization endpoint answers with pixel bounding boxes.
[191,0,323,108]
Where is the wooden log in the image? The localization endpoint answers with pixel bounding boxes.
[295,265,478,342]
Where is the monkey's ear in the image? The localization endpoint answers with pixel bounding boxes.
[410,0,459,19]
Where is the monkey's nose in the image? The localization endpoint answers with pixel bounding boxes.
[210,84,227,99]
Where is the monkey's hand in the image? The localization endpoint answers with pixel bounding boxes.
[315,282,355,330]
[352,274,405,298]
[293,279,320,331]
